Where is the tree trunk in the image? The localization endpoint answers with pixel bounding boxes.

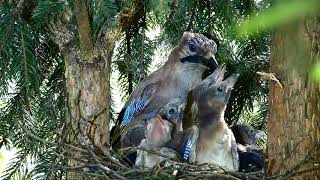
[266,16,320,179]
[49,2,119,179]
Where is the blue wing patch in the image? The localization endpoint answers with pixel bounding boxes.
[121,97,148,126]
[183,139,192,161]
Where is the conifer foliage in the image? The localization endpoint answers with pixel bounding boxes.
[0,0,270,178]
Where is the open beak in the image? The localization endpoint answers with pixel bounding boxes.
[210,64,226,83]
[225,73,240,89]
[202,64,226,88]
[156,114,165,126]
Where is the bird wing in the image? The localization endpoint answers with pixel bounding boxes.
[110,82,158,149]
[121,123,146,148]
[119,81,159,127]
[121,97,150,126]
[182,138,193,161]
[230,129,240,171]
[166,126,199,162]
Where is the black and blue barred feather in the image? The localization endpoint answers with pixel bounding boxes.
[182,139,192,161]
[121,97,149,126]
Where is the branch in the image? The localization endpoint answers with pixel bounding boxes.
[17,0,35,22]
[74,0,94,59]
[49,9,75,50]
[186,1,197,31]
[18,113,87,154]
[78,133,127,180]
[257,71,283,88]
[42,164,107,178]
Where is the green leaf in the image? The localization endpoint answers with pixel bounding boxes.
[237,0,319,36]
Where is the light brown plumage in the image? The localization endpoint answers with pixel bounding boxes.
[117,32,218,149]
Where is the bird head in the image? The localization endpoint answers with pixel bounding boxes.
[230,124,266,145]
[192,65,238,124]
[168,32,218,70]
[158,98,186,132]
[145,114,173,147]
[199,73,239,115]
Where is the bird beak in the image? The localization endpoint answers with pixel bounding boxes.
[156,114,165,126]
[225,73,240,89]
[207,56,218,71]
[180,53,218,70]
[255,130,266,140]
[159,109,167,120]
[211,64,226,83]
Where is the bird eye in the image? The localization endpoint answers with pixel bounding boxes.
[188,43,196,52]
[217,86,223,92]
[169,108,175,115]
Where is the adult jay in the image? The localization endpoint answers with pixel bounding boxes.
[111,32,218,148]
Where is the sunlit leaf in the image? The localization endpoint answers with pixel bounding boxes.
[237,0,319,36]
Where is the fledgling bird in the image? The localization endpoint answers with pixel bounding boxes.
[230,124,266,172]
[230,124,266,146]
[158,98,186,133]
[121,98,186,148]
[113,32,218,148]
[165,125,199,163]
[164,65,228,163]
[189,66,240,171]
[135,103,183,168]
[237,149,264,172]
[121,99,185,166]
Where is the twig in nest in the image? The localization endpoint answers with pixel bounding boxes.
[257,71,283,88]
[96,145,128,169]
[120,146,175,160]
[78,133,127,180]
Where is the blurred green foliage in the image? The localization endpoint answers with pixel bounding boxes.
[237,0,319,36]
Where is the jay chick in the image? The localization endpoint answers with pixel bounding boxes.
[230,124,266,172]
[182,65,240,171]
[135,100,185,168]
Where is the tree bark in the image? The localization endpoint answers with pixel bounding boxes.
[266,16,320,179]
[49,2,120,178]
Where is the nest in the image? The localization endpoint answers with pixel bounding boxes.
[57,144,265,180]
